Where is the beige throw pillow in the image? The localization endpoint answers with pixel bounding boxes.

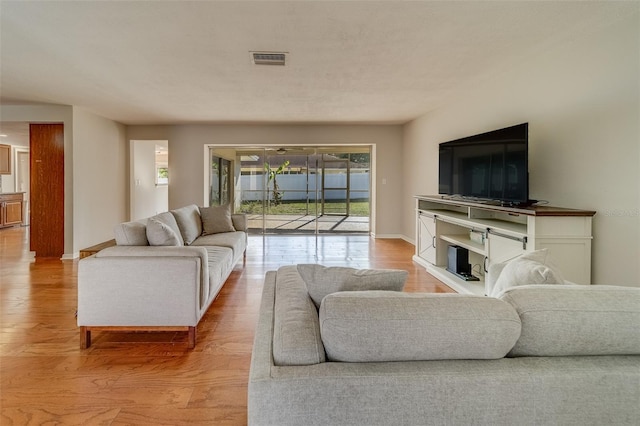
[296,264,408,308]
[200,205,236,235]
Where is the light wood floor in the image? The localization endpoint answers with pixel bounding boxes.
[0,226,452,425]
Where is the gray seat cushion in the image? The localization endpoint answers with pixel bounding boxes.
[192,231,246,258]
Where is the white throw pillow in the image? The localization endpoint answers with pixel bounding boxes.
[490,249,564,297]
[296,264,408,308]
[146,217,183,246]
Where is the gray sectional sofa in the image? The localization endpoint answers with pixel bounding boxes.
[78,204,247,348]
[248,265,640,426]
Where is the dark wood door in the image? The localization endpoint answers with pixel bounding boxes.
[30,123,64,258]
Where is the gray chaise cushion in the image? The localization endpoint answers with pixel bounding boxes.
[146,217,183,246]
[273,266,325,366]
[200,204,236,235]
[319,291,521,362]
[297,264,408,308]
[171,204,202,245]
[490,249,564,297]
[501,284,640,357]
[114,221,148,246]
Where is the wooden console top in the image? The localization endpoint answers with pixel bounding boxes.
[415,195,596,217]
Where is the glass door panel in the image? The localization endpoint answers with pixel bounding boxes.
[321,156,349,216]
[235,148,267,233]
[209,153,231,206]
[264,147,319,234]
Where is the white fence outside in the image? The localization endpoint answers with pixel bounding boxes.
[240,172,370,201]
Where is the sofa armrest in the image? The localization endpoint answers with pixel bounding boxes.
[94,245,208,259]
[249,271,277,385]
[78,247,209,327]
[232,213,248,232]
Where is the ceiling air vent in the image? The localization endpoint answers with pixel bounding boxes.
[251,51,287,66]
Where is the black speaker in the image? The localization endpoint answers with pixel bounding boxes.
[447,245,470,275]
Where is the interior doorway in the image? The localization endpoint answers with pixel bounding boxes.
[130,140,169,220]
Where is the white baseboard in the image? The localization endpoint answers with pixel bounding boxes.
[372,233,415,245]
[61,252,79,260]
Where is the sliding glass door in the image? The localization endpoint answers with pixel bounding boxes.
[208,145,371,235]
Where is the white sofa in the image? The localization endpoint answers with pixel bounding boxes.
[77,204,247,348]
[248,265,640,425]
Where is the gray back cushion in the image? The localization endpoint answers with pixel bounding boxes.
[297,264,408,308]
[273,266,325,366]
[500,284,640,357]
[319,291,521,362]
[171,204,202,245]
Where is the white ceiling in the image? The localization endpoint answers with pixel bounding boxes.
[0,0,634,132]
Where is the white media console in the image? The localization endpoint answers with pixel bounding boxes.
[413,195,596,295]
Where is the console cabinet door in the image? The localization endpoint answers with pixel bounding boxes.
[417,212,437,265]
[486,233,526,267]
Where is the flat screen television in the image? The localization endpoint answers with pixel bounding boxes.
[438,123,529,206]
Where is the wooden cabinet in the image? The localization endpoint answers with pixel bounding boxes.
[413,195,596,295]
[0,193,24,228]
[0,144,10,174]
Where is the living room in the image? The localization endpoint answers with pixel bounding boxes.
[1,1,639,424]
[1,2,637,285]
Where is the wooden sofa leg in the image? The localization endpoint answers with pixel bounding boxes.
[80,326,91,349]
[188,326,196,349]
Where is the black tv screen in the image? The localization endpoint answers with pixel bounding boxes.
[438,123,529,206]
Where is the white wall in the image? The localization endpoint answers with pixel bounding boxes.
[72,107,127,252]
[402,13,640,286]
[126,124,404,237]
